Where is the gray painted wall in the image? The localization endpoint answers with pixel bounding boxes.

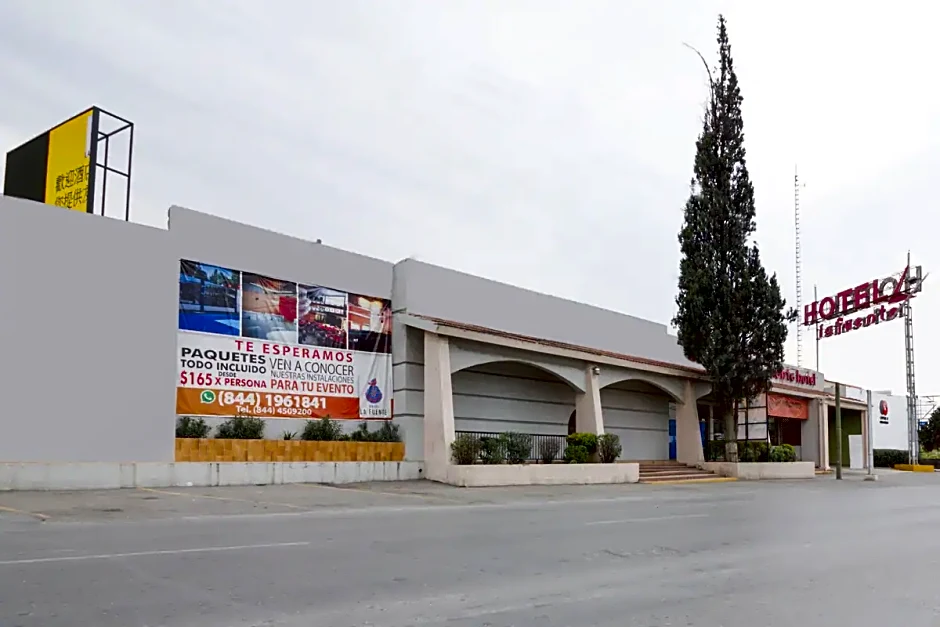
[452,362,576,435]
[393,258,698,369]
[0,196,177,462]
[0,200,685,464]
[600,382,670,460]
[447,339,669,460]
[168,206,393,299]
[391,322,425,460]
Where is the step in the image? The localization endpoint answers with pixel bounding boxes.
[639,469,714,477]
[641,473,721,481]
[639,468,703,476]
[641,475,737,484]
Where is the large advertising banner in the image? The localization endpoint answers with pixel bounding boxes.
[176,259,392,420]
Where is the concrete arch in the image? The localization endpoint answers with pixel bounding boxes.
[451,358,582,391]
[597,372,683,403]
[448,341,585,392]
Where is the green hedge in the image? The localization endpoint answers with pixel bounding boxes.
[873,448,910,467]
[566,433,598,454]
[706,440,771,462]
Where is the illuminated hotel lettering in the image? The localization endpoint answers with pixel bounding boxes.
[803,265,924,339]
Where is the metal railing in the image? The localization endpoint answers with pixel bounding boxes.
[455,430,568,462]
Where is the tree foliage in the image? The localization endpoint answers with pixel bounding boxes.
[673,16,793,441]
[919,407,940,452]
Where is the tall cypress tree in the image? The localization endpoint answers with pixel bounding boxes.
[673,15,792,458]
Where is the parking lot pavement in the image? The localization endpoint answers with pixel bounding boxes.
[1,473,939,626]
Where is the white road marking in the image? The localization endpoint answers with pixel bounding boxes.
[0,541,310,566]
[586,513,710,525]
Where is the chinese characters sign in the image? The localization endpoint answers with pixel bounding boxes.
[44,109,94,212]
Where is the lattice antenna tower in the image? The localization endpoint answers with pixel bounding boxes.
[794,166,804,366]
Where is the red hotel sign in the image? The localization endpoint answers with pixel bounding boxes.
[803,265,924,339]
[773,367,818,388]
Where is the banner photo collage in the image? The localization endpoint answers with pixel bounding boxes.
[177,259,392,420]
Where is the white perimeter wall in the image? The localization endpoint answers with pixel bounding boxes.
[871,392,909,450]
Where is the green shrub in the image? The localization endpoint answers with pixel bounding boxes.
[282,430,297,440]
[215,416,265,439]
[539,438,561,464]
[479,437,506,465]
[597,433,622,463]
[564,444,589,464]
[451,433,480,465]
[769,443,796,462]
[738,441,770,462]
[347,421,401,442]
[705,439,725,461]
[374,421,402,443]
[176,416,210,439]
[567,433,598,454]
[348,421,373,442]
[302,416,344,441]
[874,448,909,467]
[501,432,533,464]
[920,448,940,460]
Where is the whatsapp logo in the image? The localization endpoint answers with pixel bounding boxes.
[199,390,216,404]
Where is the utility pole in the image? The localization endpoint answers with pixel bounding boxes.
[794,166,804,367]
[866,388,876,479]
[904,250,919,464]
[835,382,843,480]
[814,284,820,372]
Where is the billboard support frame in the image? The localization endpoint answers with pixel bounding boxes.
[91,107,134,221]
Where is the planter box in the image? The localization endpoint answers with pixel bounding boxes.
[175,438,404,463]
[700,461,815,480]
[443,463,640,487]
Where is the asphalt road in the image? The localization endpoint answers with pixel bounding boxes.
[1,474,939,626]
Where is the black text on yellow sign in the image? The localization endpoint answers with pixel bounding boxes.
[44,110,94,212]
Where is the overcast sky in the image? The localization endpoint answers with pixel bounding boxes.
[1,0,938,397]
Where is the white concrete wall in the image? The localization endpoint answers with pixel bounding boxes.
[700,461,816,480]
[871,392,909,450]
[601,382,670,460]
[0,462,423,491]
[444,463,640,487]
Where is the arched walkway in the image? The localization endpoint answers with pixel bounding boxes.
[451,360,578,437]
[600,379,673,460]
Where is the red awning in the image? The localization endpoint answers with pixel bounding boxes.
[767,393,809,420]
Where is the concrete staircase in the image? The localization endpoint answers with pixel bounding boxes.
[637,460,729,484]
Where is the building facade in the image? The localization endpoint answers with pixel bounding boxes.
[0,197,859,473]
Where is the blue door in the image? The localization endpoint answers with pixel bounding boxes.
[668,419,677,460]
[669,420,707,460]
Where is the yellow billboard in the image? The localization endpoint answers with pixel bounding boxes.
[43,109,94,212]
